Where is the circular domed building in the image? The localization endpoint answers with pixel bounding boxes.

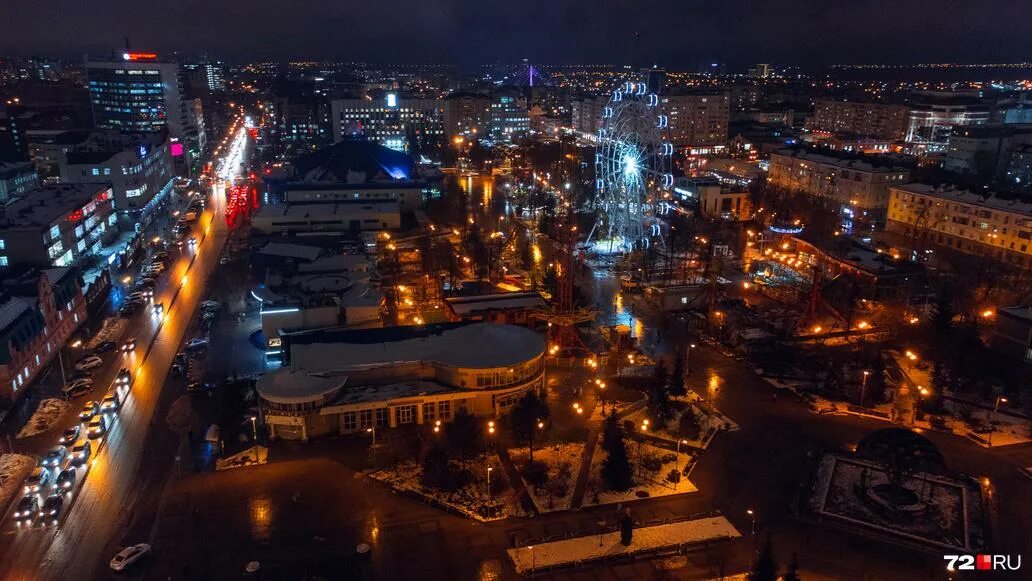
[257,322,546,440]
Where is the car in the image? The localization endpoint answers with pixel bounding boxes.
[56,467,76,491]
[59,425,81,446]
[93,341,117,354]
[74,356,103,371]
[78,400,99,422]
[87,415,108,439]
[119,303,142,317]
[200,300,221,310]
[170,363,184,377]
[185,337,208,351]
[188,236,198,246]
[62,378,94,398]
[109,543,152,571]
[153,251,170,260]
[14,495,40,524]
[121,338,137,353]
[136,277,156,288]
[23,466,52,494]
[41,446,67,468]
[70,440,92,466]
[115,368,132,386]
[126,292,149,302]
[153,303,165,315]
[100,393,120,414]
[219,256,231,265]
[40,494,63,525]
[201,310,218,322]
[186,381,214,394]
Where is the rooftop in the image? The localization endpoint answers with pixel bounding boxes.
[446,292,546,316]
[255,368,345,405]
[773,147,912,172]
[294,139,414,183]
[893,183,1032,216]
[285,321,545,371]
[253,202,399,220]
[257,241,324,262]
[0,183,111,229]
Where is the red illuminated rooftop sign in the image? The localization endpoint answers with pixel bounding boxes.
[123,52,158,61]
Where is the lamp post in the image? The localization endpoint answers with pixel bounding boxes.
[859,370,870,408]
[529,420,544,464]
[988,396,1008,446]
[637,420,649,480]
[687,343,696,375]
[747,509,756,555]
[486,466,493,500]
[676,439,688,490]
[366,426,377,465]
[248,415,258,446]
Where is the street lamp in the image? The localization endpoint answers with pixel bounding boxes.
[859,370,870,408]
[248,415,258,446]
[747,508,756,555]
[433,419,441,434]
[676,439,688,490]
[988,396,1008,446]
[486,466,493,500]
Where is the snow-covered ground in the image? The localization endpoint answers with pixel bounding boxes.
[510,442,584,512]
[507,515,740,573]
[371,454,519,522]
[582,437,696,508]
[86,317,127,349]
[215,445,268,471]
[0,453,35,514]
[16,398,72,439]
[809,454,984,551]
[624,398,735,450]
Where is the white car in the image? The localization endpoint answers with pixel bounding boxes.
[110,543,151,571]
[185,337,208,350]
[62,378,94,397]
[74,356,103,371]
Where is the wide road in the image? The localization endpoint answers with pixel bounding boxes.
[0,124,248,581]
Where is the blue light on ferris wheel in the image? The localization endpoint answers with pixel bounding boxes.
[623,155,638,175]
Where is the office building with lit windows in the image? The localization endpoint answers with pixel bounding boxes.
[86,53,206,159]
[330,94,445,153]
[662,90,730,153]
[0,161,39,203]
[488,91,529,143]
[257,322,545,441]
[0,183,115,270]
[0,266,86,403]
[59,131,174,223]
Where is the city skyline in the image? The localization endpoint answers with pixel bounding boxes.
[2,0,1031,69]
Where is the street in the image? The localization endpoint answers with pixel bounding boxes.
[0,124,248,581]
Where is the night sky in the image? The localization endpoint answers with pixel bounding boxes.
[2,0,1030,68]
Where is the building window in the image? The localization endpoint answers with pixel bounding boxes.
[342,412,357,432]
[438,400,452,421]
[422,402,436,422]
[375,407,389,428]
[359,409,373,428]
[0,257,7,267]
[396,405,416,425]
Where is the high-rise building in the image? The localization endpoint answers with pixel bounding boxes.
[86,52,206,160]
[488,91,529,144]
[266,78,332,157]
[662,90,730,152]
[943,124,1032,179]
[571,95,607,136]
[809,99,909,140]
[443,92,492,138]
[330,94,445,153]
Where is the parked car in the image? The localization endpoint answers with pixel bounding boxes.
[56,468,76,491]
[14,495,41,524]
[74,356,103,371]
[23,466,52,494]
[109,544,151,571]
[62,378,94,398]
[186,382,214,394]
[200,300,221,310]
[41,446,67,468]
[70,440,92,466]
[59,425,81,446]
[93,341,117,354]
[185,337,208,351]
[78,401,99,422]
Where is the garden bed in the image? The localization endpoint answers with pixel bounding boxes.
[582,437,696,507]
[510,442,584,512]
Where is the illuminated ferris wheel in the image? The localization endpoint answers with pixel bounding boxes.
[592,81,674,253]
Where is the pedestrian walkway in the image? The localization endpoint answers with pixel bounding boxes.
[506,515,740,573]
[496,446,537,515]
[568,426,600,509]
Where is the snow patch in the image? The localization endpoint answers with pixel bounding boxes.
[16,398,72,439]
